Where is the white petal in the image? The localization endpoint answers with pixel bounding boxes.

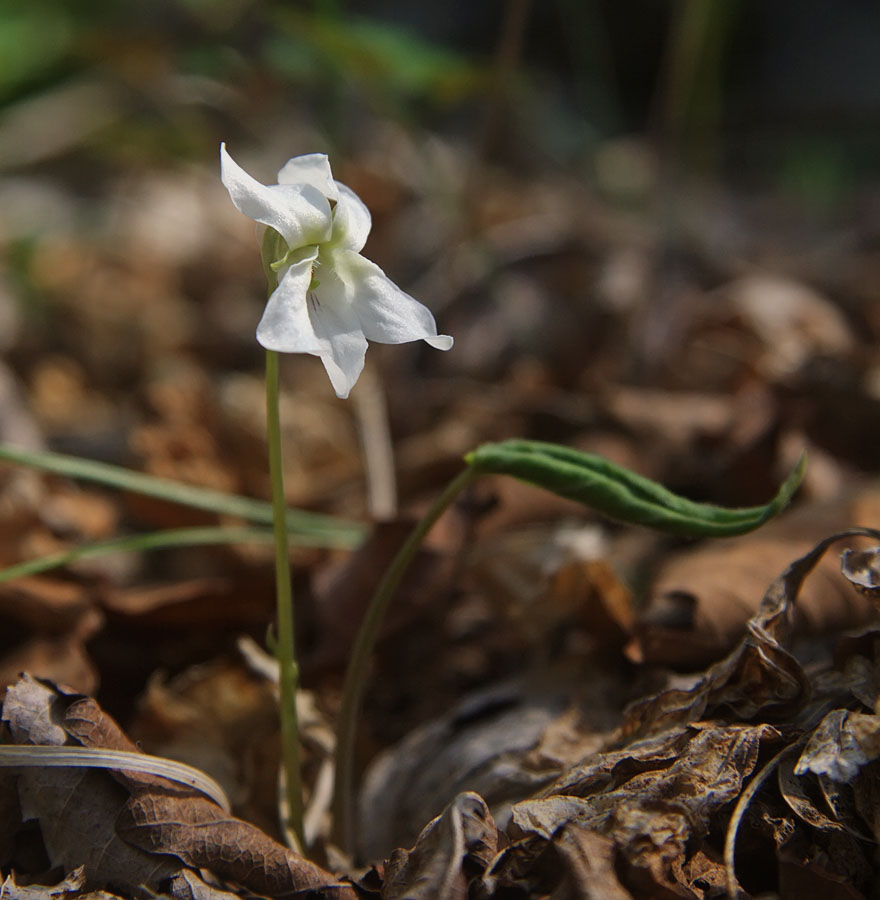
[331,183,372,252]
[333,250,453,349]
[277,153,340,202]
[309,275,368,398]
[256,248,323,354]
[221,144,332,248]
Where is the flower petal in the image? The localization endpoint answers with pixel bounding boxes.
[333,250,453,350]
[256,248,323,354]
[277,153,339,202]
[221,144,332,248]
[331,183,372,252]
[309,275,368,398]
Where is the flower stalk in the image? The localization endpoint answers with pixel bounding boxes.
[265,347,304,851]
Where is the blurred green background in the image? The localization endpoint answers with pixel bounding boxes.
[3,0,880,194]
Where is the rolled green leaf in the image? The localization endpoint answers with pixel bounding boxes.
[465,439,805,537]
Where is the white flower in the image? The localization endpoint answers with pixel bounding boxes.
[220,144,452,398]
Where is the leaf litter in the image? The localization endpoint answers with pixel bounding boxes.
[2,528,880,898]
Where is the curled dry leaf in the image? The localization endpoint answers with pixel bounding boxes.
[2,676,179,895]
[510,722,779,895]
[841,545,880,602]
[778,754,844,834]
[630,488,880,669]
[543,826,633,900]
[482,824,634,900]
[796,709,880,783]
[0,866,87,900]
[381,792,498,900]
[0,674,356,899]
[631,535,878,669]
[622,528,880,740]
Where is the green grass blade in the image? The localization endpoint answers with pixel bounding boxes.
[0,525,279,584]
[0,443,365,549]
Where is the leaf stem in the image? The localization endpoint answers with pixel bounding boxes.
[331,465,476,854]
[266,349,304,850]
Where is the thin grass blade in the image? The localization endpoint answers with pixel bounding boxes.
[0,525,279,584]
[0,443,365,548]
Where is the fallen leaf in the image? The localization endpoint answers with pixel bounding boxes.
[629,530,865,738]
[306,520,447,674]
[778,754,844,833]
[381,793,497,900]
[628,482,880,669]
[0,867,86,900]
[724,273,855,379]
[1,675,356,899]
[631,532,878,669]
[795,709,880,783]
[841,545,880,603]
[543,825,633,900]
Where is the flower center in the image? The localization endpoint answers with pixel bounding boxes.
[307,261,321,294]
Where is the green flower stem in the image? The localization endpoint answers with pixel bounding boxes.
[331,466,476,854]
[265,349,304,851]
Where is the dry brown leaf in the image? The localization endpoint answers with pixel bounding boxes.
[544,826,633,900]
[0,867,87,900]
[629,484,880,670]
[307,520,446,674]
[631,532,878,669]
[517,722,776,834]
[471,532,880,897]
[796,709,880,783]
[3,677,179,895]
[0,576,99,635]
[99,574,275,629]
[841,545,880,603]
[0,634,100,698]
[624,530,880,739]
[510,721,780,898]
[724,273,855,379]
[778,755,844,833]
[381,793,497,900]
[0,577,103,695]
[1,675,356,899]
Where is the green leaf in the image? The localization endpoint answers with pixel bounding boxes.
[465,439,805,538]
[0,443,365,549]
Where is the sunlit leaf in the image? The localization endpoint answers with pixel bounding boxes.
[465,439,806,537]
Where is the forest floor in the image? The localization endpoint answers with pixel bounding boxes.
[2,95,880,899]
